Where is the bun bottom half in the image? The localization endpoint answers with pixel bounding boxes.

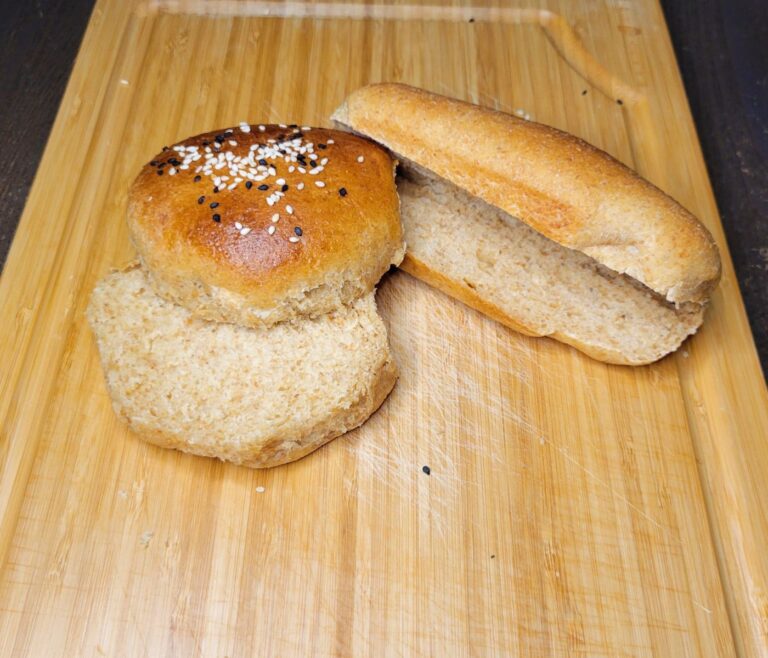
[87,265,397,468]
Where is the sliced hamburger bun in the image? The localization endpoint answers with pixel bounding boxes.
[87,265,397,468]
[128,125,404,328]
[332,83,721,365]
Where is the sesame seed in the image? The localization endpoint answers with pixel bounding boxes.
[240,227,252,236]
[281,184,289,192]
[271,213,279,223]
[279,123,287,128]
[294,226,302,236]
[228,140,237,146]
[297,182,305,190]
[315,181,325,188]
[239,123,251,133]
[258,184,269,190]
[357,155,364,163]
[302,126,311,131]
[258,125,265,131]
[339,187,347,197]
[288,165,295,173]
[258,159,267,166]
[227,183,237,190]
[197,196,205,204]
[267,225,276,235]
[276,178,285,185]
[289,236,300,243]
[245,181,253,189]
[327,139,335,144]
[286,205,293,214]
[209,202,219,208]
[212,213,221,222]
[235,222,243,230]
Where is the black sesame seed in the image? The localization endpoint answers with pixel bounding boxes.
[212,213,221,222]
[258,159,267,166]
[209,201,219,209]
[309,159,317,167]
[297,154,307,163]
[422,465,431,475]
[194,175,201,182]
[258,184,269,191]
[279,149,287,155]
[213,186,220,193]
[157,169,163,175]
[169,158,181,166]
[150,160,159,166]
[197,196,205,204]
[281,184,289,192]
[245,181,253,189]
[162,145,169,151]
[318,143,327,150]
[339,187,347,197]
[215,134,225,143]
[202,140,209,146]
[294,226,302,236]
[289,123,298,128]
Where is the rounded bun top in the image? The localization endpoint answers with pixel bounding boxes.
[127,124,404,327]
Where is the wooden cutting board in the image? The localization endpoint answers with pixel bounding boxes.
[1,1,766,656]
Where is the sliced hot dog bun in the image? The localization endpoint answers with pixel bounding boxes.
[332,83,721,364]
[87,265,397,468]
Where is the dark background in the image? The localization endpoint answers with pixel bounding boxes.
[1,1,765,374]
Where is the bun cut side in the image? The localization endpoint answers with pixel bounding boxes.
[88,266,397,468]
[333,83,721,364]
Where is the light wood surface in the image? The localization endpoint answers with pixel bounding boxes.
[1,1,766,656]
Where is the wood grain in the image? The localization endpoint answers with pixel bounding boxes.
[0,1,765,656]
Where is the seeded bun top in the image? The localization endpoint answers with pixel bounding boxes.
[127,124,404,327]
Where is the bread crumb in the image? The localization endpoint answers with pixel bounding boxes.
[256,486,265,493]
[139,531,154,547]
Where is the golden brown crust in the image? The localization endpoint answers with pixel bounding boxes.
[128,125,404,326]
[333,83,721,305]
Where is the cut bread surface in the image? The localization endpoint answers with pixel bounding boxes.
[398,170,704,365]
[87,265,397,468]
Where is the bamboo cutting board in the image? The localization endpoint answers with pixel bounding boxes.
[1,0,767,656]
